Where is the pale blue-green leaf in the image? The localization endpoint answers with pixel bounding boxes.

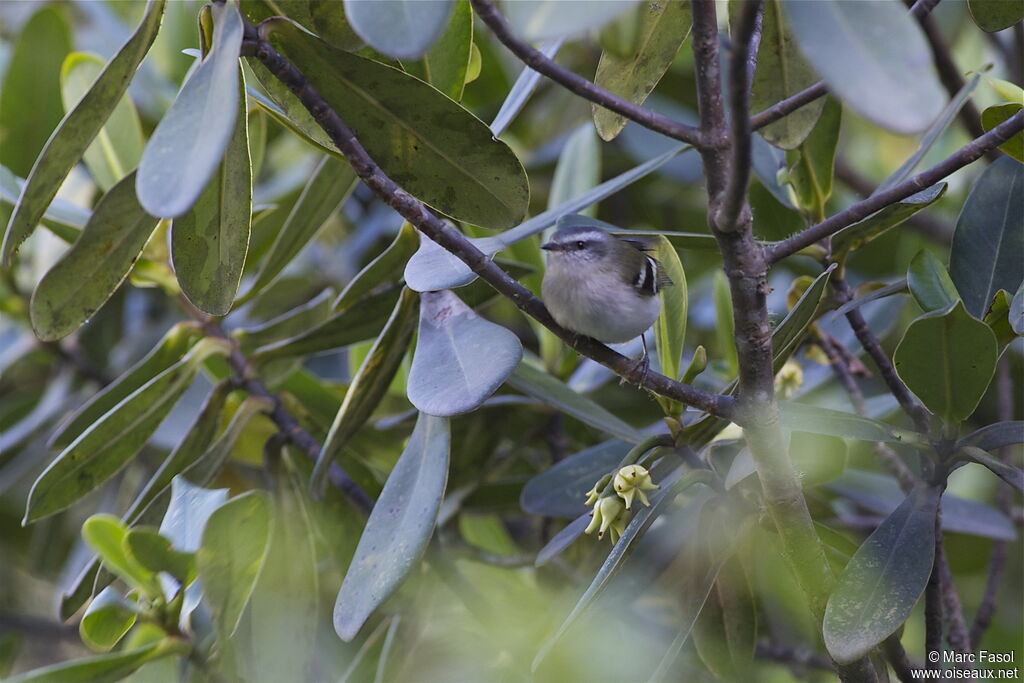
[159,476,229,553]
[907,249,959,313]
[344,0,453,59]
[783,0,945,134]
[506,0,641,41]
[137,1,243,217]
[1011,282,1024,334]
[521,439,629,517]
[0,164,87,242]
[958,421,1024,452]
[548,125,601,217]
[490,39,563,136]
[949,156,1024,319]
[407,289,523,416]
[403,144,689,291]
[535,513,590,566]
[334,413,449,641]
[823,483,940,663]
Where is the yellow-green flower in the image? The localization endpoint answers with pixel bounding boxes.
[613,465,658,510]
[583,474,611,506]
[774,360,804,399]
[584,495,625,541]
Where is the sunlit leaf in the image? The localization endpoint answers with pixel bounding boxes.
[79,587,137,653]
[4,639,185,683]
[82,515,160,598]
[653,236,687,417]
[505,0,641,41]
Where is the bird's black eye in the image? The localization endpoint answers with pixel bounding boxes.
[576,241,585,250]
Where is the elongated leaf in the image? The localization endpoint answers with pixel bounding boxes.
[907,249,959,313]
[137,1,243,218]
[335,413,449,641]
[785,98,841,220]
[0,164,87,242]
[125,528,196,585]
[824,484,941,663]
[242,156,358,306]
[171,69,252,315]
[654,236,687,417]
[949,156,1024,319]
[345,0,453,59]
[968,0,1024,32]
[254,19,529,229]
[179,395,274,487]
[713,270,738,376]
[314,288,419,494]
[24,338,230,523]
[783,0,945,134]
[79,587,137,652]
[549,125,601,217]
[830,183,947,258]
[959,446,1024,493]
[772,264,835,373]
[833,279,908,319]
[158,476,229,554]
[894,301,998,423]
[415,0,473,100]
[490,39,563,137]
[4,639,185,683]
[877,74,981,192]
[60,53,145,192]
[50,323,200,449]
[505,0,640,41]
[507,363,643,443]
[29,172,158,341]
[82,515,160,597]
[535,513,590,566]
[197,491,273,637]
[334,222,419,311]
[235,291,334,353]
[403,144,689,291]
[593,0,691,141]
[748,0,824,149]
[407,289,523,416]
[778,402,921,445]
[1012,282,1024,335]
[958,421,1024,452]
[981,103,1024,162]
[521,439,628,517]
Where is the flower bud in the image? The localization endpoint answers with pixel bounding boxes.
[583,473,612,506]
[585,495,625,540]
[774,360,804,399]
[613,465,658,510]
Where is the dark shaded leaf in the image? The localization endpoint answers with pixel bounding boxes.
[535,513,590,566]
[832,280,908,319]
[959,445,1024,493]
[334,413,449,641]
[785,98,841,220]
[958,421,1024,452]
[4,639,185,683]
[124,528,196,584]
[521,439,629,518]
[823,484,941,663]
[830,182,947,258]
[235,291,334,353]
[778,402,921,445]
[907,249,959,313]
[334,222,419,311]
[417,0,473,101]
[968,0,1024,32]
[981,103,1024,162]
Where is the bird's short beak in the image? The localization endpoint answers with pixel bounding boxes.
[541,242,557,251]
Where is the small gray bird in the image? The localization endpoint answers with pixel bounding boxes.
[541,224,673,374]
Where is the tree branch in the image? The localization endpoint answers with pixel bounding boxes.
[767,111,1024,264]
[243,18,735,423]
[468,0,706,148]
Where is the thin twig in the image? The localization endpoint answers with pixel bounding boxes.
[882,634,918,683]
[468,0,705,148]
[936,541,972,657]
[755,641,834,672]
[244,18,735,422]
[925,503,945,677]
[767,111,1024,264]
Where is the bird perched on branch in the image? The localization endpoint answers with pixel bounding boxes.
[541,224,672,381]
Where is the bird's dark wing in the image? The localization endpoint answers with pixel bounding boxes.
[632,254,674,296]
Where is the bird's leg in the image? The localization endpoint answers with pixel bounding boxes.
[619,335,651,387]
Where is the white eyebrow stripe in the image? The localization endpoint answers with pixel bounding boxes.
[555,231,606,244]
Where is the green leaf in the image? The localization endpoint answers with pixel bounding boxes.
[907,249,959,313]
[877,74,982,192]
[235,291,334,353]
[506,363,643,443]
[653,236,688,417]
[24,338,230,523]
[171,69,252,315]
[137,0,243,218]
[505,0,640,41]
[833,279,908,319]
[0,5,71,180]
[307,0,364,50]
[982,104,1023,163]
[983,289,1016,347]
[771,264,835,373]
[968,0,1024,32]
[894,301,998,424]
[240,155,358,306]
[178,395,275,487]
[785,98,841,221]
[959,446,1024,494]
[0,164,87,243]
[334,222,419,311]
[950,157,1024,320]
[252,287,402,363]
[345,0,453,59]
[82,515,161,598]
[197,491,273,637]
[692,555,757,682]
[489,38,563,136]
[4,639,186,683]
[747,0,824,149]
[407,289,523,417]
[29,171,159,341]
[125,528,196,584]
[402,144,689,291]
[50,322,200,449]
[830,183,947,258]
[521,439,629,517]
[778,402,922,445]
[79,587,137,652]
[549,125,601,217]
[334,412,449,641]
[59,53,145,192]
[783,0,945,135]
[823,484,941,663]
[592,0,691,141]
[958,421,1024,452]
[413,0,473,100]
[313,288,419,495]
[254,19,529,229]
[713,270,738,376]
